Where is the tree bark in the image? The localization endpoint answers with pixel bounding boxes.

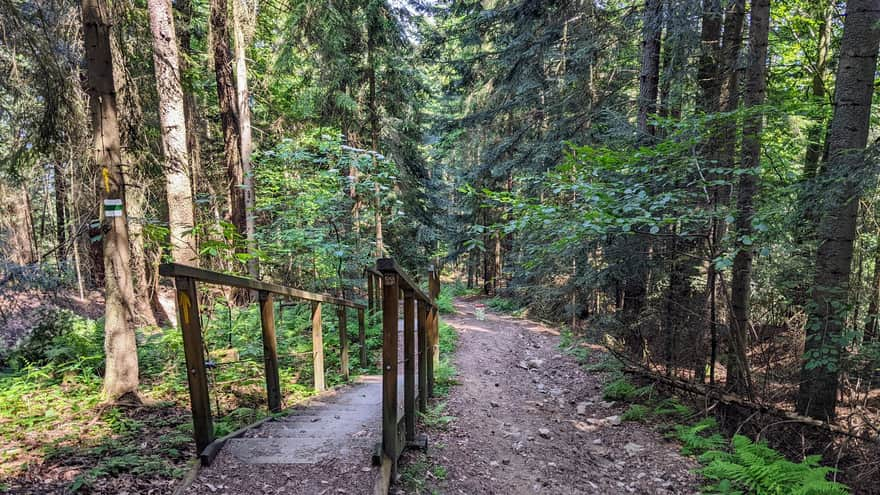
[211,0,246,243]
[727,0,770,397]
[636,0,662,137]
[797,0,880,420]
[53,161,67,266]
[0,183,37,265]
[82,0,139,400]
[125,177,157,327]
[148,0,198,267]
[367,21,384,258]
[802,1,833,180]
[697,0,722,115]
[232,0,257,279]
[177,0,202,195]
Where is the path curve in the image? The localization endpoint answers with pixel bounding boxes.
[399,298,701,494]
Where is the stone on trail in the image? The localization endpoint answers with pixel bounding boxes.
[605,415,622,425]
[538,428,551,439]
[576,402,588,415]
[525,357,544,369]
[624,442,644,455]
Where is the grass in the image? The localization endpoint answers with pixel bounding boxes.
[397,306,459,494]
[418,402,455,428]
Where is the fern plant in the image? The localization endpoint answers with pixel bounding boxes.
[700,435,849,495]
[671,417,725,455]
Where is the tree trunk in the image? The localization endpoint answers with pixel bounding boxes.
[797,0,880,420]
[211,0,245,243]
[697,0,722,115]
[803,1,833,180]
[0,183,37,265]
[53,162,67,266]
[367,23,384,258]
[636,0,662,137]
[177,0,202,195]
[727,0,770,397]
[148,0,198,267]
[82,0,140,400]
[125,177,157,327]
[865,240,880,341]
[232,0,257,279]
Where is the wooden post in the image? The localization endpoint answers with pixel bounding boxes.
[376,273,382,321]
[417,300,428,412]
[403,289,416,442]
[426,307,436,398]
[381,271,399,466]
[428,266,441,370]
[312,302,325,391]
[174,277,214,454]
[259,291,282,413]
[368,271,375,315]
[358,307,367,368]
[338,305,349,380]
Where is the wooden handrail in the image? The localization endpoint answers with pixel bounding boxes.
[159,262,368,464]
[376,258,436,308]
[159,263,365,309]
[377,258,439,477]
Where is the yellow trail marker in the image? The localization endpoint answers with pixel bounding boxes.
[102,167,110,193]
[179,292,192,325]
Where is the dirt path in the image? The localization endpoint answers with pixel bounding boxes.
[399,298,701,494]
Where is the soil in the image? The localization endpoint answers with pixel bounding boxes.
[394,298,702,494]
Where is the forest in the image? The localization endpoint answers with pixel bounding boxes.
[2,0,880,493]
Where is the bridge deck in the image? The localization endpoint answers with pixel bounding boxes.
[185,376,390,494]
[183,315,420,493]
[227,375,383,464]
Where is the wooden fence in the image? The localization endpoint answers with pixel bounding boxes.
[158,263,366,462]
[375,258,440,475]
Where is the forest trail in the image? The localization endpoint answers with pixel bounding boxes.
[403,299,701,494]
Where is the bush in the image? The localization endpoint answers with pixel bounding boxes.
[436,288,456,314]
[6,309,103,373]
[486,296,519,313]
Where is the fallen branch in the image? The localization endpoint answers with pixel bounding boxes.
[619,363,878,444]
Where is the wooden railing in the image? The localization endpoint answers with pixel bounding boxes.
[376,258,440,475]
[158,263,366,462]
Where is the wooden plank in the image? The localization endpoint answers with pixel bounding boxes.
[381,272,399,463]
[159,263,365,309]
[376,258,435,308]
[358,307,367,368]
[198,414,277,466]
[312,302,325,392]
[417,300,428,413]
[403,290,416,442]
[259,291,282,413]
[174,277,214,455]
[338,305,350,380]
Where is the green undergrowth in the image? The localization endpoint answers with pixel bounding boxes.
[601,373,849,494]
[401,315,458,494]
[0,302,385,492]
[485,295,526,316]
